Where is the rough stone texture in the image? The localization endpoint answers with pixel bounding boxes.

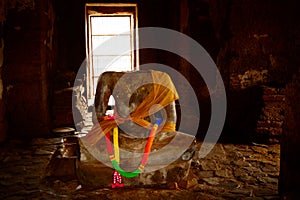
[210,0,291,144]
[77,132,194,187]
[0,137,280,199]
[52,71,87,131]
[0,0,298,198]
[2,0,54,137]
[0,1,6,142]
[255,86,285,143]
[0,100,7,142]
[0,0,290,145]
[279,72,300,199]
[193,142,280,199]
[0,137,62,200]
[279,0,300,194]
[82,70,195,187]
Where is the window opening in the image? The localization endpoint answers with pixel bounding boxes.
[85,4,138,104]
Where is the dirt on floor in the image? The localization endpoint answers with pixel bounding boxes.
[0,137,280,200]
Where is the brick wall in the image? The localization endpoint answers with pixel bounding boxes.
[0,0,294,143]
[210,0,291,144]
[256,87,285,143]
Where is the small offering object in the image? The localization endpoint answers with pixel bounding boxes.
[111,170,124,188]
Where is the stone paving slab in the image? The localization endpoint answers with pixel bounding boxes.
[0,138,280,199]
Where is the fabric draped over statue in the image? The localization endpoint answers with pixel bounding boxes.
[86,70,179,146]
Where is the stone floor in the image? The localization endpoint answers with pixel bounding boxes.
[0,136,280,200]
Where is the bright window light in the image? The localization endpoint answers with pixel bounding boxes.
[86,4,138,100]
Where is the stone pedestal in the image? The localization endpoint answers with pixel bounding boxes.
[76,131,195,188]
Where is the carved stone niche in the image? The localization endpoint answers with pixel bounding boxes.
[77,70,196,187]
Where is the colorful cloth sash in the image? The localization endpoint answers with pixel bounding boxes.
[86,70,179,146]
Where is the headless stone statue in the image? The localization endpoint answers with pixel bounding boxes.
[78,70,196,187]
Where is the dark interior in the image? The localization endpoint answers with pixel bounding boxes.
[0,0,300,199]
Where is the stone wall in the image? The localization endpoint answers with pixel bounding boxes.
[209,0,291,143]
[0,0,295,144]
[279,72,300,198]
[2,0,54,138]
[279,0,300,194]
[0,1,6,142]
[256,86,285,143]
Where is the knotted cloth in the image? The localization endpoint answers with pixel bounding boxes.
[85,70,179,146]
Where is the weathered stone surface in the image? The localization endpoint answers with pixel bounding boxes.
[77,131,194,187]
[199,160,218,171]
[215,169,233,178]
[76,161,114,187]
[202,177,223,185]
[2,1,53,138]
[52,83,87,130]
[178,172,198,189]
[280,73,300,197]
[0,0,295,198]
[0,138,280,199]
[81,70,195,187]
[192,142,280,198]
[195,170,214,178]
[211,0,289,144]
[0,120,7,142]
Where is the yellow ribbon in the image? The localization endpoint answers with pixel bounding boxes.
[113,127,119,162]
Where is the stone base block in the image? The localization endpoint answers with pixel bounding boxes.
[76,131,195,188]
